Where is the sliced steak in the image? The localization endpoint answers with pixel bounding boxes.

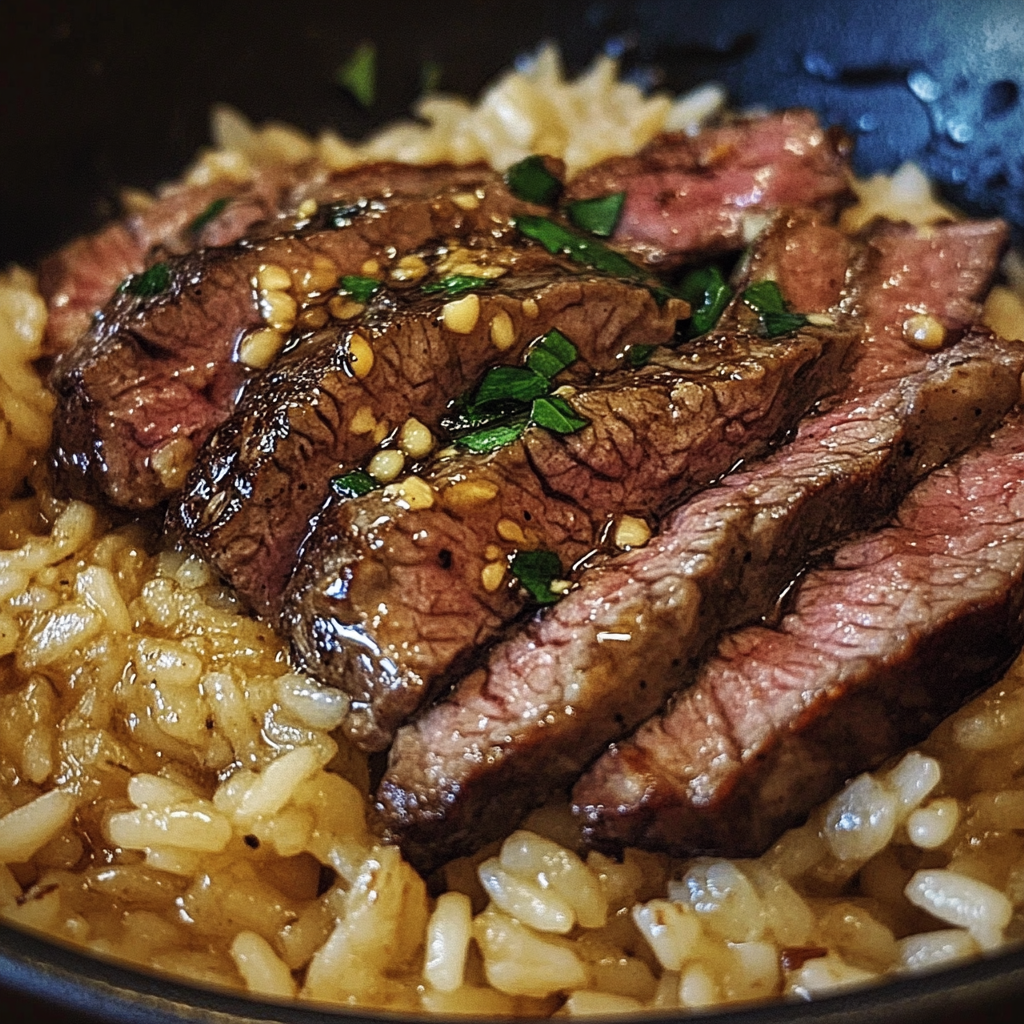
[566,111,853,267]
[38,165,301,356]
[284,211,855,752]
[169,262,687,618]
[38,159,497,357]
[50,172,537,511]
[375,217,1014,872]
[285,314,856,752]
[578,411,1024,857]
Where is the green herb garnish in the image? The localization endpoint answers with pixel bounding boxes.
[505,156,563,207]
[510,549,563,605]
[565,192,626,237]
[526,329,577,379]
[122,262,172,298]
[449,328,588,454]
[678,266,732,337]
[189,197,229,236]
[628,344,655,368]
[456,415,529,454]
[421,275,491,297]
[473,366,551,407]
[335,41,377,107]
[530,396,588,434]
[515,214,646,281]
[338,275,382,303]
[742,280,809,338]
[331,469,378,499]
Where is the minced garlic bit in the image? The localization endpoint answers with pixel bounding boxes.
[452,192,480,211]
[399,417,434,459]
[347,334,375,378]
[489,310,516,351]
[150,437,195,491]
[328,297,365,320]
[443,293,481,334]
[239,327,285,369]
[299,307,329,330]
[614,515,652,550]
[903,314,946,351]
[443,479,499,510]
[484,544,502,561]
[361,259,381,276]
[383,475,435,510]
[296,197,318,219]
[481,561,506,592]
[521,297,539,318]
[260,289,297,332]
[391,255,430,283]
[292,257,337,294]
[367,449,405,483]
[256,263,292,291]
[496,519,527,544]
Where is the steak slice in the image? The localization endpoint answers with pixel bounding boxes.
[169,261,688,619]
[38,159,497,357]
[49,170,535,511]
[566,111,853,267]
[375,218,1013,872]
[284,211,856,752]
[285,315,856,752]
[577,410,1024,857]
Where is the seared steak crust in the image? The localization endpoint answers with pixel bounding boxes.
[375,217,1013,871]
[379,328,1024,872]
[578,411,1024,857]
[284,210,856,752]
[50,172,533,511]
[285,316,856,752]
[169,263,687,618]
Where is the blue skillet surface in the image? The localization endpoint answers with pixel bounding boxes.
[1,1,1024,1022]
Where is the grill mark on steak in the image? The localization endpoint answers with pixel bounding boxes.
[285,316,856,752]
[168,261,687,619]
[374,218,1014,872]
[566,111,853,267]
[283,212,856,752]
[49,172,536,511]
[577,410,1024,858]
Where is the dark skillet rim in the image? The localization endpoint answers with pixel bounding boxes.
[2,917,1023,1024]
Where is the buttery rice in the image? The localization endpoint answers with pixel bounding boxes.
[3,48,1024,1015]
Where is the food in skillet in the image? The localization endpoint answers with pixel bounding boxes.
[2,50,1024,1013]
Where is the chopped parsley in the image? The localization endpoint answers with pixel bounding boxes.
[565,192,626,237]
[456,415,530,454]
[628,344,655,368]
[335,41,377,107]
[505,155,563,207]
[510,549,563,605]
[121,262,172,298]
[421,275,492,297]
[448,328,589,453]
[530,395,588,434]
[188,197,230,236]
[742,280,809,338]
[525,328,576,378]
[331,469,378,499]
[337,275,382,303]
[514,214,646,281]
[473,366,552,407]
[678,266,732,337]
